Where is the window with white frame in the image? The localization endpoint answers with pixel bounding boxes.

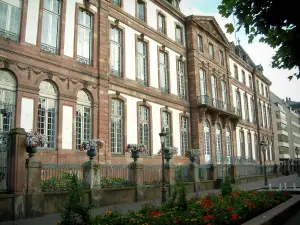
[137,40,148,86]
[162,111,171,147]
[234,65,238,80]
[139,105,150,155]
[158,13,165,33]
[38,81,57,149]
[216,124,222,164]
[268,107,271,128]
[259,103,263,127]
[198,35,203,53]
[221,80,227,110]
[244,94,249,121]
[209,43,214,59]
[250,97,255,123]
[112,0,121,7]
[0,70,16,133]
[181,116,188,155]
[242,70,246,84]
[111,99,123,154]
[77,10,93,65]
[219,50,224,66]
[175,25,182,44]
[211,75,217,107]
[110,26,122,77]
[76,90,92,151]
[248,132,253,159]
[137,0,145,21]
[200,69,206,96]
[236,90,242,116]
[178,60,186,99]
[249,75,253,89]
[41,0,61,54]
[263,105,267,128]
[204,120,211,163]
[240,130,245,158]
[159,51,168,93]
[0,0,22,42]
[226,127,232,164]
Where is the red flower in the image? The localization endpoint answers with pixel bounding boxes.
[176,218,183,223]
[188,199,192,203]
[284,190,289,196]
[152,211,164,218]
[231,213,242,220]
[204,215,214,220]
[268,193,274,197]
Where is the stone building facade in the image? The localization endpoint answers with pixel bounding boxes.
[0,0,276,165]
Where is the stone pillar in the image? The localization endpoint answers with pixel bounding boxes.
[129,163,144,201]
[188,163,200,198]
[83,161,101,189]
[229,164,236,183]
[8,128,27,220]
[26,158,44,218]
[209,164,217,180]
[165,165,175,197]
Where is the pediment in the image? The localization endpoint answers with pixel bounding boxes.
[193,16,229,47]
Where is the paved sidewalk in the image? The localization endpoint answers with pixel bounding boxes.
[1,174,299,225]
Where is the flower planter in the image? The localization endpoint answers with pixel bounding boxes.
[131,151,141,162]
[164,148,172,163]
[87,146,97,161]
[26,146,38,158]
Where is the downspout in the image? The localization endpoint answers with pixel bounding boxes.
[252,68,262,165]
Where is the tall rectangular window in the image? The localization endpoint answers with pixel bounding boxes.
[175,25,183,44]
[248,132,253,159]
[198,35,203,53]
[244,94,249,121]
[249,75,253,89]
[41,0,61,54]
[159,51,168,93]
[221,80,227,109]
[76,105,91,150]
[111,99,123,154]
[242,70,246,84]
[263,105,267,128]
[219,50,224,66]
[137,0,145,21]
[0,0,22,42]
[236,90,242,116]
[77,10,93,65]
[240,130,245,158]
[250,98,256,123]
[265,87,269,98]
[178,60,186,99]
[256,80,260,93]
[261,83,264,95]
[158,13,165,33]
[181,117,188,155]
[211,75,218,107]
[209,43,214,59]
[162,111,171,147]
[112,0,121,7]
[139,106,149,154]
[137,40,148,86]
[259,103,263,127]
[234,65,238,80]
[200,69,206,96]
[110,26,122,77]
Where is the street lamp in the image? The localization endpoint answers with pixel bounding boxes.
[295,147,299,177]
[159,128,167,204]
[260,137,268,185]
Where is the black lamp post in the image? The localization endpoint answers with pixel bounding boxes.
[260,137,268,185]
[295,147,299,177]
[159,128,167,205]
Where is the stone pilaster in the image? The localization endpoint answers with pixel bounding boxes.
[83,161,101,189]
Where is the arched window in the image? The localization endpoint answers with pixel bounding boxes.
[226,126,232,164]
[247,132,253,159]
[139,105,150,154]
[0,0,22,42]
[111,99,123,154]
[236,90,242,116]
[162,111,171,147]
[76,90,92,150]
[38,81,58,149]
[240,130,245,159]
[0,70,16,132]
[204,120,211,163]
[244,94,249,121]
[215,124,222,164]
[180,116,188,155]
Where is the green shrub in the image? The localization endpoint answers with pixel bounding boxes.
[100,177,131,188]
[221,176,233,197]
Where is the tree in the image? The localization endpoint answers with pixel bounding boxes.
[218,0,300,79]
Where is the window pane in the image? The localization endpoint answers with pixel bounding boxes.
[181,117,188,154]
[159,52,168,92]
[158,14,165,33]
[137,2,145,21]
[139,106,149,154]
[198,35,203,53]
[200,69,206,96]
[178,61,185,99]
[162,112,171,147]
[137,41,147,86]
[175,26,182,43]
[110,27,122,77]
[111,100,123,153]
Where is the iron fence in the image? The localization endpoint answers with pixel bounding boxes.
[143,164,162,185]
[174,165,189,181]
[40,163,84,191]
[235,164,264,177]
[216,164,230,179]
[199,164,211,180]
[0,132,9,192]
[99,164,131,188]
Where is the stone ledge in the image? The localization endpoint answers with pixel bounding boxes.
[242,195,300,225]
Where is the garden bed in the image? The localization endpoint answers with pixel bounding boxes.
[94,190,292,225]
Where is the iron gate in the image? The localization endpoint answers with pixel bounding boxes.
[0,132,9,192]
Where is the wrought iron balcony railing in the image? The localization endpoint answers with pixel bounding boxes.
[77,55,93,66]
[197,95,242,117]
[0,28,19,42]
[41,43,59,55]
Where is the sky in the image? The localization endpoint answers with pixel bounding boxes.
[180,0,300,102]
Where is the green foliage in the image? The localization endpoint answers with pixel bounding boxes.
[57,173,94,225]
[221,176,233,197]
[41,173,83,191]
[166,168,187,210]
[218,0,300,79]
[100,177,131,188]
[95,190,291,225]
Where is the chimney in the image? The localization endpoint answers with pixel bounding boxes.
[289,98,291,101]
[286,97,288,102]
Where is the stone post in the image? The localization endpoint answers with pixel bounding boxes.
[26,158,44,218]
[229,164,236,183]
[210,164,217,180]
[8,128,27,220]
[129,163,144,201]
[83,161,101,189]
[188,163,200,198]
[165,165,175,197]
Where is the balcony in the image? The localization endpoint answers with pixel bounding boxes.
[197,95,241,118]
[0,28,19,42]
